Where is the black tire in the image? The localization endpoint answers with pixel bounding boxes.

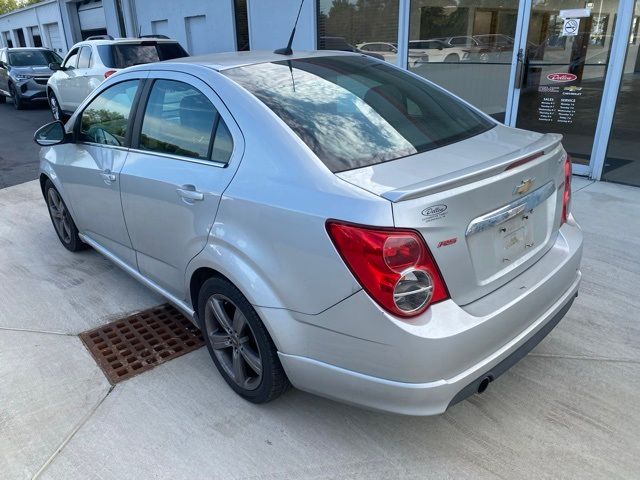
[48,91,64,121]
[0,94,6,104]
[198,276,289,403]
[9,84,24,110]
[44,179,88,252]
[444,54,460,63]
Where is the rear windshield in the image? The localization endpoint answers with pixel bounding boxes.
[8,50,62,67]
[223,55,494,172]
[97,42,188,69]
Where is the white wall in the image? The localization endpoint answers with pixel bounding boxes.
[248,0,316,51]
[0,0,67,53]
[124,0,236,54]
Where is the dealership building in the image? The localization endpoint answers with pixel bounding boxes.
[0,0,638,186]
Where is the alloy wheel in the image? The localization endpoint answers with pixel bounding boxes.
[47,188,72,244]
[204,294,263,390]
[50,95,60,120]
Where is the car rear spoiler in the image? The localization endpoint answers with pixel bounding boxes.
[382,133,563,203]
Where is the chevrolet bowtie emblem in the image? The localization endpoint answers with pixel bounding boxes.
[514,178,535,195]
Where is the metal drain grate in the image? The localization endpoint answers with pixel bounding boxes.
[79,304,204,384]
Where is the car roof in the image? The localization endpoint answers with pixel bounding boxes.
[129,49,356,72]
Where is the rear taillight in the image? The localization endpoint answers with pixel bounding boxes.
[561,154,572,225]
[326,221,449,318]
[104,70,117,79]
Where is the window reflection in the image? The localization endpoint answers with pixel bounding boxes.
[317,0,399,64]
[140,80,217,159]
[407,1,520,120]
[224,56,493,172]
[80,80,139,146]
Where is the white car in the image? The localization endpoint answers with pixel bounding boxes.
[356,42,428,66]
[47,35,188,120]
[409,39,468,63]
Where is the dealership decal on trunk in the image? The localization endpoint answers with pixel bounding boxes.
[547,73,578,83]
[422,204,448,222]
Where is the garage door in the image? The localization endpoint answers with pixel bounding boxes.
[44,23,64,54]
[185,15,208,55]
[78,1,106,32]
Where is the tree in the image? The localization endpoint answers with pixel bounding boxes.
[0,0,18,16]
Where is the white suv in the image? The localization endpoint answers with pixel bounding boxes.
[47,36,188,120]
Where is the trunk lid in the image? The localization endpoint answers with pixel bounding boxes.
[337,125,567,306]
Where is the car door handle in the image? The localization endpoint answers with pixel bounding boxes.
[176,185,204,201]
[99,170,116,183]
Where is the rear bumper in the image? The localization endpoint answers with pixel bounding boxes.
[278,273,579,415]
[261,217,582,415]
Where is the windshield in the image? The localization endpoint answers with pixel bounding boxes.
[97,42,188,68]
[8,50,62,67]
[224,55,494,172]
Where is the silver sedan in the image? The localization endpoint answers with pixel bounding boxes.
[35,50,582,415]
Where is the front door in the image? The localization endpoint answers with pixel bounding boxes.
[60,76,143,267]
[511,0,622,175]
[120,72,242,300]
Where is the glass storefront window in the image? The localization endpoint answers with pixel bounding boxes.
[516,0,621,166]
[407,0,520,121]
[602,0,640,185]
[317,0,399,64]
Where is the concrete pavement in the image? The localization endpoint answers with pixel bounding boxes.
[1,178,639,479]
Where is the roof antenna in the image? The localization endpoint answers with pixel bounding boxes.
[274,0,305,55]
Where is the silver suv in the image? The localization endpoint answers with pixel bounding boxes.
[35,51,582,415]
[0,47,62,109]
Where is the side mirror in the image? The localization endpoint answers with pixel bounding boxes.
[49,62,62,71]
[34,121,68,146]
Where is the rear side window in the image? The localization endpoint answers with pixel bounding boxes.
[139,79,233,162]
[77,46,92,69]
[79,80,140,146]
[97,42,188,69]
[224,55,493,172]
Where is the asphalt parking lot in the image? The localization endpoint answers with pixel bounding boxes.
[1,105,639,479]
[0,102,52,189]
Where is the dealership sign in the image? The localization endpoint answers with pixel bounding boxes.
[547,73,578,83]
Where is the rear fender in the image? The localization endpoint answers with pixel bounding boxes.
[185,241,285,312]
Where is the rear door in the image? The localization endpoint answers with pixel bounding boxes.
[120,71,243,299]
[75,45,101,103]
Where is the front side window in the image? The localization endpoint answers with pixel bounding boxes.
[224,55,494,172]
[80,80,140,146]
[63,48,79,69]
[139,80,233,162]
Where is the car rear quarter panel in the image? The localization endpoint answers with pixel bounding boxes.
[186,72,394,315]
